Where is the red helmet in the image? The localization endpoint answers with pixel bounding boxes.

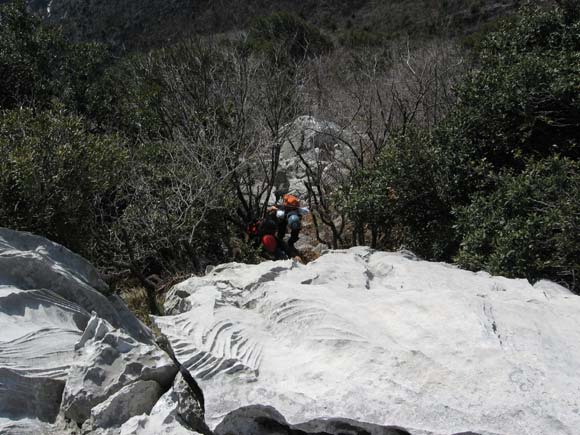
[261,234,277,254]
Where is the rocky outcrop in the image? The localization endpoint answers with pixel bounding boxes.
[89,380,163,429]
[0,228,189,435]
[110,372,208,435]
[156,247,580,435]
[0,228,152,341]
[3,227,580,435]
[276,115,356,196]
[61,315,176,425]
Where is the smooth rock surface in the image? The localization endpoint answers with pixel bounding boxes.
[156,247,580,435]
[0,228,100,429]
[0,228,154,341]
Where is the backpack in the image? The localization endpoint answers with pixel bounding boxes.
[283,194,300,210]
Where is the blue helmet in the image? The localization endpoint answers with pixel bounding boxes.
[287,213,301,231]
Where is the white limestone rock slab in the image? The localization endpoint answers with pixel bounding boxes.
[155,247,580,435]
[163,260,298,315]
[0,228,97,430]
[61,315,177,425]
[0,288,89,376]
[0,228,106,291]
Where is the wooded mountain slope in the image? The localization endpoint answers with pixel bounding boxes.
[21,0,522,49]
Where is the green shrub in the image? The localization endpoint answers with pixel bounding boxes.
[433,2,580,211]
[345,130,456,259]
[248,12,333,59]
[455,156,579,291]
[0,109,128,258]
[461,15,515,53]
[0,0,112,112]
[456,5,580,162]
[0,0,59,108]
[82,52,163,138]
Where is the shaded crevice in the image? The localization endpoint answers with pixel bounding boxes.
[155,335,205,414]
[481,299,504,348]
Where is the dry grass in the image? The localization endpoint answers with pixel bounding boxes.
[115,272,192,324]
[118,284,155,326]
[300,248,321,264]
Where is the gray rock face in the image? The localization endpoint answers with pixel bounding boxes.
[277,115,356,196]
[0,228,153,340]
[0,228,180,434]
[173,372,210,434]
[61,315,177,425]
[90,379,163,428]
[112,372,207,435]
[0,368,65,423]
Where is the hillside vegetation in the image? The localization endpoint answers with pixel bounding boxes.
[1,0,578,299]
[24,0,524,50]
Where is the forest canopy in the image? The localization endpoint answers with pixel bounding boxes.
[1,0,578,295]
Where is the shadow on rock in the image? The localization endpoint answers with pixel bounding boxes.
[214,405,412,435]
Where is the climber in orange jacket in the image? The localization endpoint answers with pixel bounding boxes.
[268,192,310,256]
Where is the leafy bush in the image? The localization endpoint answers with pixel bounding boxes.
[461,14,515,54]
[81,52,164,137]
[455,156,579,291]
[438,3,580,192]
[248,12,333,59]
[0,0,53,108]
[0,109,128,258]
[436,3,580,290]
[342,3,580,289]
[0,0,111,112]
[345,130,456,259]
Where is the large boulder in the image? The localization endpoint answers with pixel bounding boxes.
[276,115,356,195]
[0,228,179,434]
[155,247,580,435]
[0,228,153,341]
[61,315,177,425]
